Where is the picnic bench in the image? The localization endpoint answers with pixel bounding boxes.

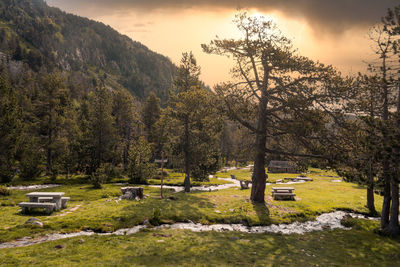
[19,192,70,214]
[18,202,56,215]
[272,187,296,200]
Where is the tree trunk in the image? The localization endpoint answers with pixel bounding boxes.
[366,185,376,216]
[380,55,391,230]
[183,119,191,192]
[381,168,391,229]
[385,173,400,235]
[366,159,376,215]
[251,94,268,203]
[123,141,130,171]
[251,132,267,203]
[47,146,52,175]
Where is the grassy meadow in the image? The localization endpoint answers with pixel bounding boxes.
[0,168,397,266]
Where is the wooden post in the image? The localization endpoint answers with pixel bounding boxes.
[161,151,165,199]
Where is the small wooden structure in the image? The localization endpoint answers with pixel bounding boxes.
[268,161,297,173]
[272,187,296,200]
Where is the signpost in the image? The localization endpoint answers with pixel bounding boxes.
[155,152,168,198]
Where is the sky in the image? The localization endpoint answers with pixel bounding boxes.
[47,0,398,87]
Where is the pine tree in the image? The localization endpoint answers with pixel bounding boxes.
[113,90,138,171]
[0,71,22,182]
[142,92,161,144]
[167,52,222,191]
[87,86,117,173]
[34,72,70,178]
[128,136,155,184]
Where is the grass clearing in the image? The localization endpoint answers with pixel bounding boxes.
[1,219,399,266]
[0,168,391,266]
[0,168,383,244]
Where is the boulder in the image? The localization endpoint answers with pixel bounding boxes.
[25,218,43,227]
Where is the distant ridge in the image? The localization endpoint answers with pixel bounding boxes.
[0,0,176,101]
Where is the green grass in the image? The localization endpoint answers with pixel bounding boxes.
[1,219,399,266]
[0,168,383,243]
[0,168,395,265]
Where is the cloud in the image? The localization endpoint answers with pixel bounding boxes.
[47,0,398,33]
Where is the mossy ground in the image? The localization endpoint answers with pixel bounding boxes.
[0,168,397,265]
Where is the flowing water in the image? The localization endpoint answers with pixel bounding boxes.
[7,184,61,190]
[0,211,378,249]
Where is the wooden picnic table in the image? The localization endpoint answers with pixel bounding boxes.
[26,192,65,210]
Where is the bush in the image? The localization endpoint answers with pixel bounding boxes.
[0,186,11,196]
[103,163,121,182]
[50,170,58,182]
[128,137,156,184]
[149,208,161,226]
[191,167,209,182]
[90,165,108,189]
[0,167,15,183]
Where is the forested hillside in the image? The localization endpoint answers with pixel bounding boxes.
[0,0,176,101]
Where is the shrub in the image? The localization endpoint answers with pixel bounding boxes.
[0,167,15,183]
[103,163,121,182]
[90,165,108,189]
[0,186,11,196]
[149,208,161,226]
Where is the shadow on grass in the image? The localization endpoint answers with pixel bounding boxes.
[117,191,218,227]
[252,202,270,224]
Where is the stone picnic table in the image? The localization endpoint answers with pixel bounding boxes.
[271,187,296,200]
[19,191,70,215]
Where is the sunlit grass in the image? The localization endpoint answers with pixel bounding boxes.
[1,219,399,266]
[0,168,383,243]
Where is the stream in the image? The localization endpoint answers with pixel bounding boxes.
[7,184,61,190]
[1,168,356,249]
[147,177,307,193]
[0,211,378,249]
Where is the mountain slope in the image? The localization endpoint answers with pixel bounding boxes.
[0,0,176,101]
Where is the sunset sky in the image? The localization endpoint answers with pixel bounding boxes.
[47,0,397,87]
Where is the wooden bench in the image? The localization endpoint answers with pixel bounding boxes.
[18,202,56,215]
[272,187,296,200]
[61,197,70,209]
